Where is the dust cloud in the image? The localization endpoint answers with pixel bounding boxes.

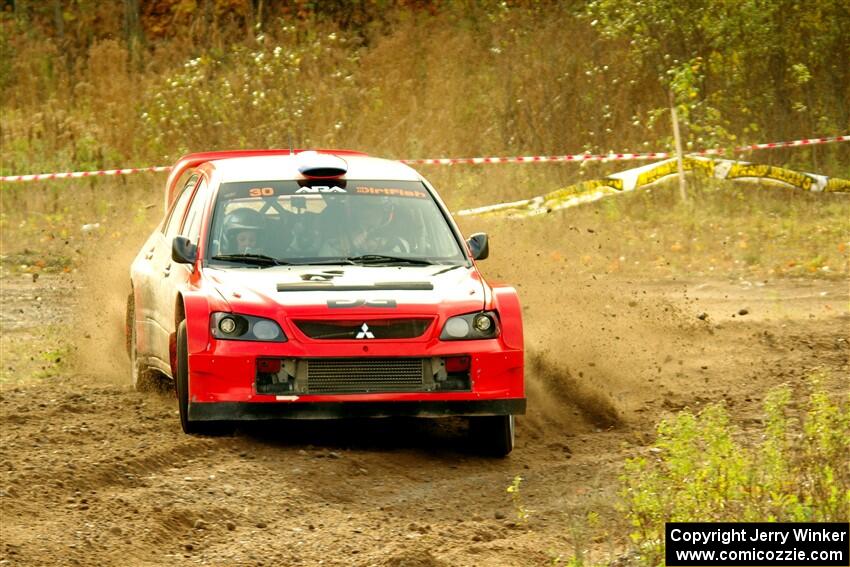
[467,214,709,434]
[71,224,154,384]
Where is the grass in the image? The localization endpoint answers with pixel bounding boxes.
[507,475,532,525]
[3,5,849,178]
[0,324,71,385]
[467,176,850,282]
[0,177,163,275]
[620,375,849,566]
[3,172,848,284]
[2,4,847,281]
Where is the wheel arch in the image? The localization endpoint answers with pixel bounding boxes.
[169,289,214,377]
[175,293,186,327]
[490,284,524,351]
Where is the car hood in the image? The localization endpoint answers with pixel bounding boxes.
[203,264,486,317]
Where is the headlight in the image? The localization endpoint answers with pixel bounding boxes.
[440,311,499,340]
[211,313,287,342]
[252,320,281,340]
[218,316,240,335]
[444,317,470,338]
[473,313,493,332]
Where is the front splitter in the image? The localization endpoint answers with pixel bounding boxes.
[188,398,526,421]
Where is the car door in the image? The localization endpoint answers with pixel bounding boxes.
[158,176,210,340]
[148,174,199,365]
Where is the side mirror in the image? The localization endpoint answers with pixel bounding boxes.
[467,232,489,261]
[172,236,198,264]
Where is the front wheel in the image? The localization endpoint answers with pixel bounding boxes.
[175,320,231,435]
[469,415,515,457]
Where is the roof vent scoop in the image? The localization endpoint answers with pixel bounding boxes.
[296,151,348,178]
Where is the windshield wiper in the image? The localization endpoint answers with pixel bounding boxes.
[344,254,435,266]
[431,264,465,276]
[211,253,288,267]
[291,258,357,266]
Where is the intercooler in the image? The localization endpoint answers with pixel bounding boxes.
[305,358,426,393]
[255,357,470,395]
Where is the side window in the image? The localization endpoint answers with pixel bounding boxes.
[163,175,198,239]
[181,179,209,244]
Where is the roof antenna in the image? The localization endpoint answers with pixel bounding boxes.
[288,133,294,156]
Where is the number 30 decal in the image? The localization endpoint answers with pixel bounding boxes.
[249,187,275,197]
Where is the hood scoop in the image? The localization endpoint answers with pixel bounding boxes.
[277,281,434,292]
[300,270,345,282]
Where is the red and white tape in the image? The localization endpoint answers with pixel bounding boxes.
[399,151,670,165]
[403,135,850,164]
[1,135,847,183]
[0,165,172,183]
[694,135,850,155]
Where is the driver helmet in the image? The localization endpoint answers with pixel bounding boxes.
[349,196,394,232]
[221,207,265,253]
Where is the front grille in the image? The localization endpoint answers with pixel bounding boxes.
[295,319,432,340]
[306,358,426,394]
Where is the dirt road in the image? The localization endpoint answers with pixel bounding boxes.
[1,270,848,566]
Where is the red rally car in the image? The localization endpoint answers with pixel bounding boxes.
[127,149,525,455]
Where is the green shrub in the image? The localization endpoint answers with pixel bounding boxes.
[621,375,850,566]
[140,23,360,159]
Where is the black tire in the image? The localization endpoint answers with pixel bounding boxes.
[175,320,232,435]
[469,415,515,457]
[127,292,160,392]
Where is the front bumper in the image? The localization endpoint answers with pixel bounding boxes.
[189,398,526,421]
[187,335,524,418]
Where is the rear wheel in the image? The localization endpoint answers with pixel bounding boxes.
[176,320,231,435]
[127,292,160,392]
[469,415,515,457]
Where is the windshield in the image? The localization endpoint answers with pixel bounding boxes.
[206,179,467,266]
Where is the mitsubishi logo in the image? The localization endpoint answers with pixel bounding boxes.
[355,323,375,339]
